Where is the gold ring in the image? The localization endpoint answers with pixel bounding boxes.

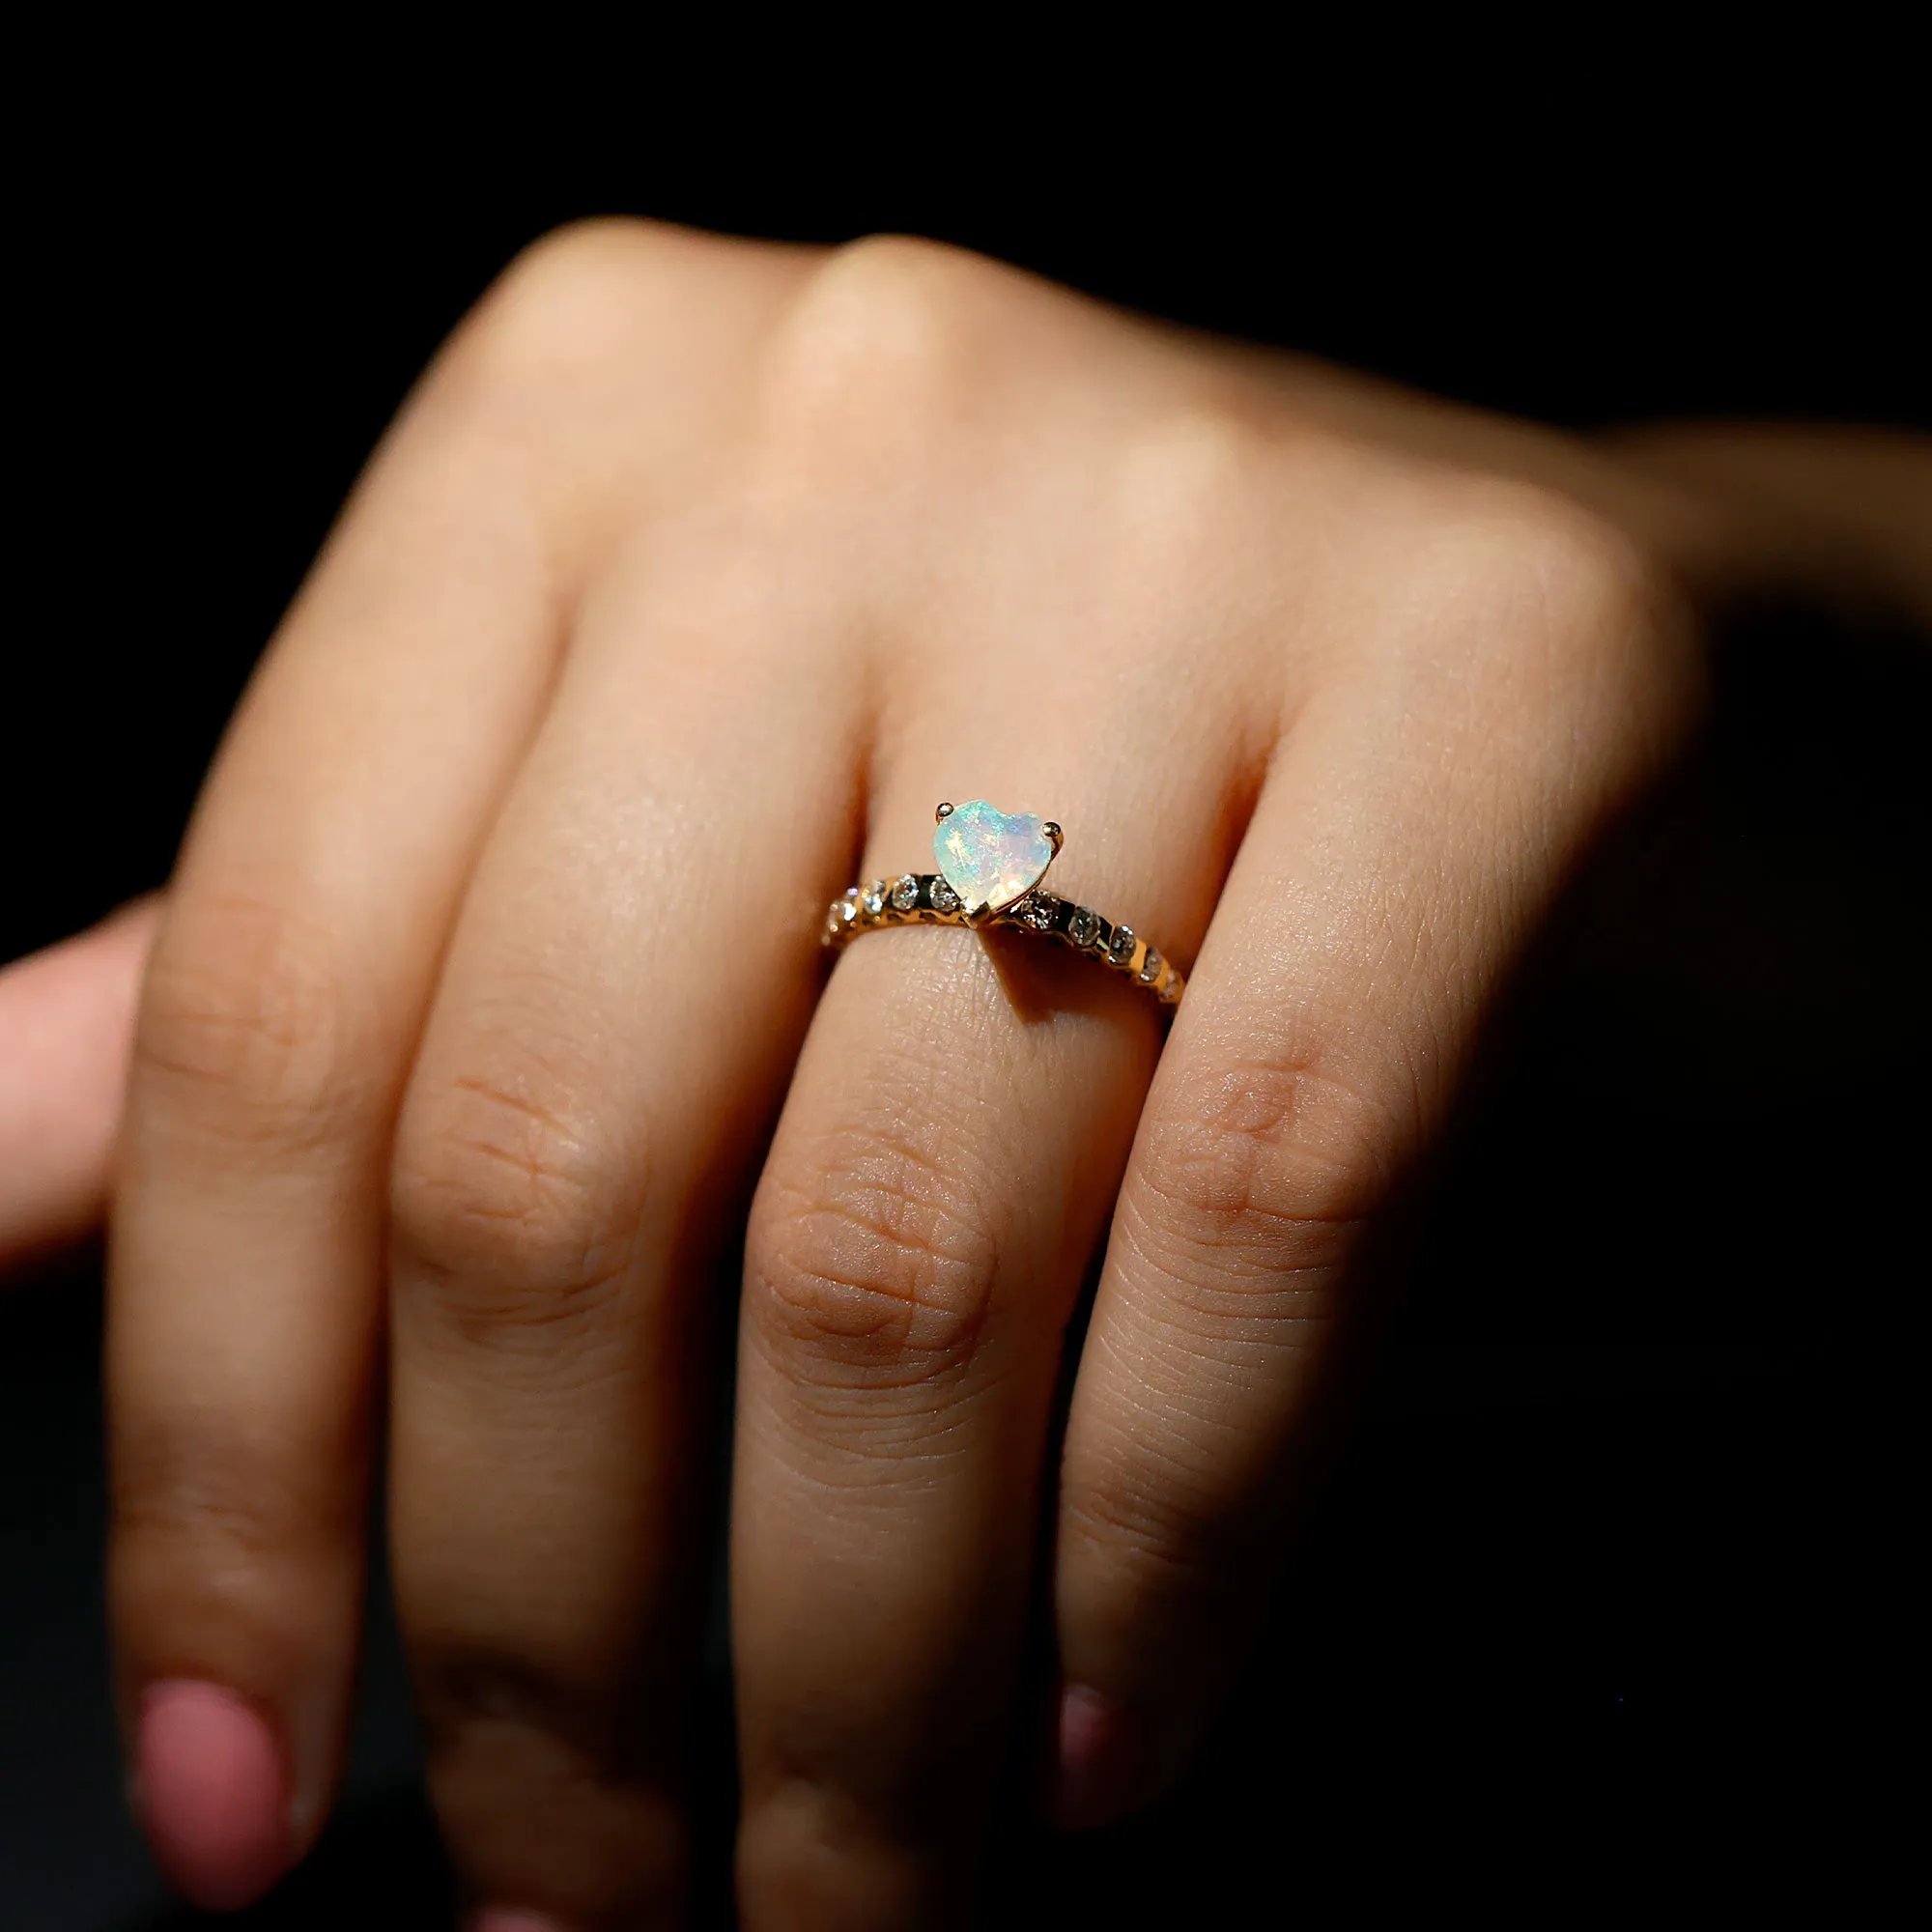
[822,800,1185,1008]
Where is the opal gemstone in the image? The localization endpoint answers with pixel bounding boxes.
[934,800,1055,915]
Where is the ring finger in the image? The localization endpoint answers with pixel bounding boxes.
[731,652,1263,1924]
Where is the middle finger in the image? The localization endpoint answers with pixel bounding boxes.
[384,525,862,1926]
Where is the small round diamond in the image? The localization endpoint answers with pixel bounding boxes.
[1137,947,1163,983]
[1109,924,1137,967]
[1021,893,1057,931]
[834,894,859,926]
[891,873,921,912]
[928,875,961,915]
[1067,907,1098,949]
[862,880,888,917]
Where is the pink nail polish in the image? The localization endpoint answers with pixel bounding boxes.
[468,1912,571,1932]
[136,1679,292,1911]
[1053,1683,1151,1833]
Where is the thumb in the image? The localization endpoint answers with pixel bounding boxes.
[0,895,162,1276]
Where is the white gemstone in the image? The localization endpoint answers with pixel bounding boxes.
[1022,893,1057,930]
[1067,907,1098,948]
[1109,923,1136,967]
[933,800,1055,915]
[928,874,961,915]
[862,880,888,917]
[891,873,920,912]
[1138,947,1163,983]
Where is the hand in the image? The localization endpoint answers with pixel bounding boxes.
[10,222,1920,1927]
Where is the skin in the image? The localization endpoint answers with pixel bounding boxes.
[2,221,1926,1928]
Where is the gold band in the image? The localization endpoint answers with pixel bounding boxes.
[822,871,1185,1008]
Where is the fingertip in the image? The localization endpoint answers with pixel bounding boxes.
[0,894,161,1271]
[136,1679,292,1911]
[1051,1683,1151,1833]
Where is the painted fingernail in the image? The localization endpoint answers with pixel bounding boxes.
[1053,1683,1151,1833]
[136,1679,292,1910]
[468,1911,571,1932]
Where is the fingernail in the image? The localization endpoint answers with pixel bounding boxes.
[136,1679,292,1910]
[468,1912,571,1932]
[1053,1683,1151,1833]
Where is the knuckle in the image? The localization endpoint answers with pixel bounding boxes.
[413,1640,626,1766]
[738,1779,918,1925]
[755,234,1002,467]
[1101,402,1283,580]
[131,893,374,1151]
[413,1644,687,1925]
[1127,401,1277,516]
[1129,1053,1386,1301]
[1062,1451,1247,1607]
[1408,475,1676,648]
[439,216,772,465]
[119,1449,285,1571]
[749,1124,1001,1388]
[390,1052,641,1343]
[458,215,688,377]
[114,1420,346,1623]
[1380,474,1702,791]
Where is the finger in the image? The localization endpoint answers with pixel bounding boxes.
[383,530,859,1927]
[105,219,753,1910]
[0,896,158,1274]
[110,365,566,1908]
[732,738,1251,1920]
[1050,527,1696,1828]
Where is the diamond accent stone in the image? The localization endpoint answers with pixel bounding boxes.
[834,894,859,925]
[927,874,961,915]
[1137,947,1163,983]
[1067,907,1098,949]
[1109,924,1137,967]
[862,880,888,917]
[934,800,1055,915]
[1020,893,1058,931]
[891,873,921,912]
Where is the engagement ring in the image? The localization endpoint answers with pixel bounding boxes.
[822,800,1185,1008]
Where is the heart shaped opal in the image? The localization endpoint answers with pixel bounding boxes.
[934,801,1055,915]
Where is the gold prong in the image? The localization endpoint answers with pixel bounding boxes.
[935,802,955,822]
[1043,821,1064,854]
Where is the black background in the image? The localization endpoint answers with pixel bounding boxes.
[2,71,1925,1929]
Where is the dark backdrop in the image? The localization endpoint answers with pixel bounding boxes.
[3,86,1924,1929]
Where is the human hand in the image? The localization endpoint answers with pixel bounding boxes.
[21,224,1912,1926]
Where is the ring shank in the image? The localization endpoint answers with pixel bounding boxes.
[823,873,1183,1007]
